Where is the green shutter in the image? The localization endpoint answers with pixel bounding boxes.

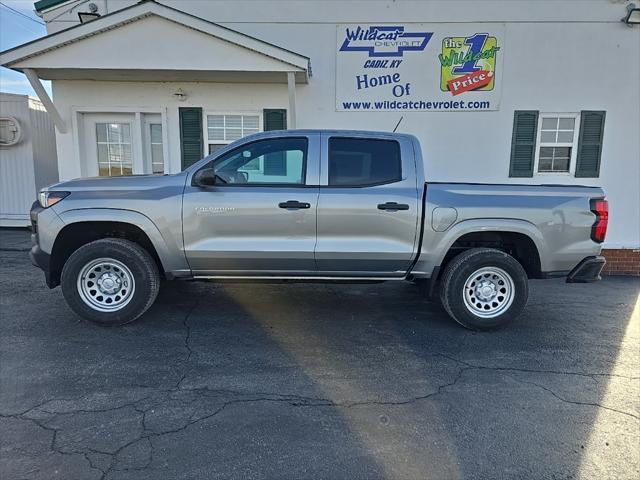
[509,110,539,177]
[263,109,288,175]
[179,107,203,169]
[263,109,287,131]
[575,111,605,178]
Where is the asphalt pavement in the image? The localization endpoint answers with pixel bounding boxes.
[1,228,638,480]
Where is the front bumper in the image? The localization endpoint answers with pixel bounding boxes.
[30,243,56,287]
[566,255,606,283]
[30,201,58,288]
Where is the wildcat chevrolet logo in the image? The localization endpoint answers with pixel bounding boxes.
[339,25,433,57]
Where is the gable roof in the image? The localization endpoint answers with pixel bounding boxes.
[3,0,310,81]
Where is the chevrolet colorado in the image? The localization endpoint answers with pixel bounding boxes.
[30,130,608,330]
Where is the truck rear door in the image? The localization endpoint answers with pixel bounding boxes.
[315,133,420,276]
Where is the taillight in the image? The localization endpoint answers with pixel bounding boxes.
[590,198,608,243]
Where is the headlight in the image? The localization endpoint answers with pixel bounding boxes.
[38,191,70,208]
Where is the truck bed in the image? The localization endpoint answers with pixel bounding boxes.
[410,182,605,278]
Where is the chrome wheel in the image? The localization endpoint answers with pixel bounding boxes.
[463,267,515,318]
[77,258,135,312]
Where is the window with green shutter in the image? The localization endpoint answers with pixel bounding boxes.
[179,107,203,169]
[575,111,606,178]
[511,110,606,179]
[509,110,539,177]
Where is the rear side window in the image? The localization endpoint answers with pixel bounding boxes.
[328,138,401,187]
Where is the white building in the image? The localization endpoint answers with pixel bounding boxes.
[1,0,638,271]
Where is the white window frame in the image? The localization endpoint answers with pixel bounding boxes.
[95,122,134,177]
[147,122,165,174]
[203,111,263,150]
[534,112,580,176]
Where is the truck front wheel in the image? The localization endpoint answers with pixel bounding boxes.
[61,238,160,326]
[439,248,529,330]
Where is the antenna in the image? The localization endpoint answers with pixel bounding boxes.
[392,116,404,133]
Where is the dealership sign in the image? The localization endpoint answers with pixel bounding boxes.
[336,24,505,111]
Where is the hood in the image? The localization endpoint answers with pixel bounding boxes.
[43,173,188,192]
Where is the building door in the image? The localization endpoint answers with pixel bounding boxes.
[182,133,320,275]
[83,113,141,177]
[315,133,421,276]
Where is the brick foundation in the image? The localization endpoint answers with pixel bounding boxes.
[601,249,640,276]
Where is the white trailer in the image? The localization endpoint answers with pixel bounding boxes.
[0,92,58,227]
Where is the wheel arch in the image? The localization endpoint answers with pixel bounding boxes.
[423,219,546,281]
[442,231,542,279]
[50,209,184,286]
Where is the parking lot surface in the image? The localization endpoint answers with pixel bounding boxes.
[1,229,638,480]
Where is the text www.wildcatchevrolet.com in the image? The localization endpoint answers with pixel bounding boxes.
[341,99,491,110]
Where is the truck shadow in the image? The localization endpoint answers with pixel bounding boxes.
[149,276,639,479]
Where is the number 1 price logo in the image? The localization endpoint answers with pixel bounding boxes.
[439,33,500,94]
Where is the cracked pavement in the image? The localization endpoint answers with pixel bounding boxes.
[1,230,639,479]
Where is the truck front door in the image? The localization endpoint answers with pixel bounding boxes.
[183,134,320,275]
[315,133,421,276]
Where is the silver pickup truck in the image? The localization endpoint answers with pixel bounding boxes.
[30,130,608,330]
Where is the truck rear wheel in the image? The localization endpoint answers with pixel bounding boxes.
[439,248,528,330]
[61,238,160,326]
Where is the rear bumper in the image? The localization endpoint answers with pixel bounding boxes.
[566,255,606,283]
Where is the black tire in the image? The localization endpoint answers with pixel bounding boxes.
[61,238,160,326]
[439,248,529,330]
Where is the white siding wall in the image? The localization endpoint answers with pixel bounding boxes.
[42,0,640,248]
[40,1,633,33]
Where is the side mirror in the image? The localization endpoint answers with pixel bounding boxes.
[193,168,216,187]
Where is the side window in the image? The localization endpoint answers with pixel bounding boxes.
[96,123,133,177]
[149,123,165,174]
[328,138,401,187]
[536,114,579,174]
[206,114,260,154]
[212,137,307,185]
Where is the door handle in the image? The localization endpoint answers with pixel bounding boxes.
[279,200,311,209]
[377,202,410,211]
